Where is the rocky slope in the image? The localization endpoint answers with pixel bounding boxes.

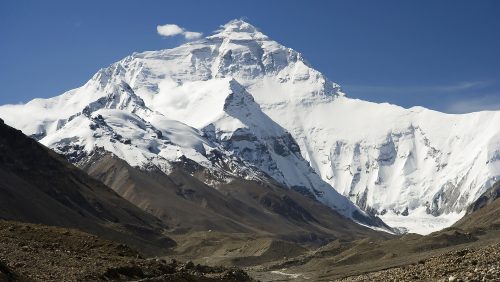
[0,118,174,255]
[0,220,253,282]
[80,150,390,242]
[340,243,500,282]
[1,19,499,233]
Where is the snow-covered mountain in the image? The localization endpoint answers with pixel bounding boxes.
[1,19,499,234]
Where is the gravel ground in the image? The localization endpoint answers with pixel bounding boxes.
[341,243,500,282]
[0,220,254,282]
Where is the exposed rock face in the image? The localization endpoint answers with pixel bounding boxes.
[454,180,500,230]
[466,180,500,214]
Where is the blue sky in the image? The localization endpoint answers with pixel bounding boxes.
[1,0,499,113]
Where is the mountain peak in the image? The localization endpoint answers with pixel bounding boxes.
[210,19,268,40]
[83,80,147,115]
[221,19,258,32]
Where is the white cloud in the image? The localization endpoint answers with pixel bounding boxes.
[157,24,184,37]
[156,23,203,40]
[183,31,203,40]
[445,95,500,113]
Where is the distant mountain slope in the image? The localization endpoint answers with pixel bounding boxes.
[0,118,174,255]
[1,19,499,233]
[81,151,391,242]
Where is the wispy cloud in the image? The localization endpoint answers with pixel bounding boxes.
[343,80,500,113]
[435,81,494,92]
[445,94,500,113]
[343,80,495,96]
[156,23,202,40]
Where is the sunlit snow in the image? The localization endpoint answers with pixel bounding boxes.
[1,19,499,234]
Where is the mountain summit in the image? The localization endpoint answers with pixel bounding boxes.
[211,19,264,38]
[1,19,499,234]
